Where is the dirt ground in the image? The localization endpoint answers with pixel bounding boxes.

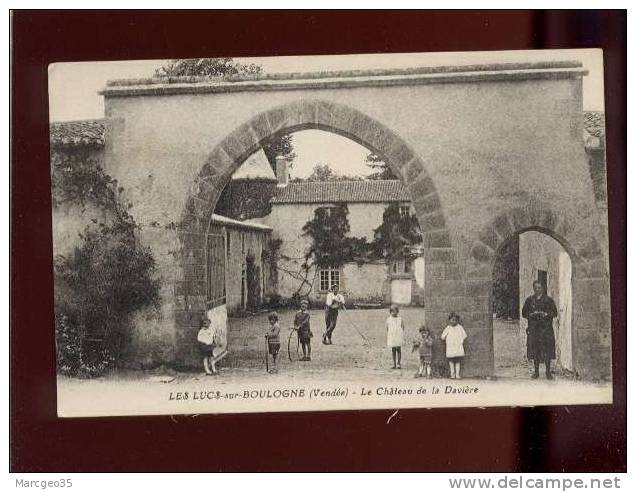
[222,307,427,376]
[57,309,611,416]
[99,308,569,382]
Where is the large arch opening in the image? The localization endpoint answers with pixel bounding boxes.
[214,128,426,312]
[491,228,574,379]
[180,99,454,371]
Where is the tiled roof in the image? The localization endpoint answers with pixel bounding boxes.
[583,111,605,138]
[50,119,106,146]
[271,180,411,204]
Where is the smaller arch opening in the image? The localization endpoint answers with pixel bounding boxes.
[492,229,574,379]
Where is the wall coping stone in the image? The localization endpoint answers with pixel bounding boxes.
[101,61,588,98]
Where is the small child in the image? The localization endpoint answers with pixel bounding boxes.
[440,312,467,379]
[412,325,434,378]
[265,311,281,373]
[386,304,405,369]
[294,299,312,361]
[197,316,217,375]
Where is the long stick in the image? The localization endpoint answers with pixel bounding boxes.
[342,307,371,345]
[264,335,269,373]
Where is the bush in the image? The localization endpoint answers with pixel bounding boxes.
[53,153,160,377]
[55,314,115,378]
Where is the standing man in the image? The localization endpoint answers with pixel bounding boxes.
[323,284,345,345]
[522,280,558,380]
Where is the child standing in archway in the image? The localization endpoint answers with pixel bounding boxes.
[197,316,217,376]
[441,313,467,379]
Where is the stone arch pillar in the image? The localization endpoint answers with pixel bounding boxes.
[173,99,455,366]
[468,204,610,380]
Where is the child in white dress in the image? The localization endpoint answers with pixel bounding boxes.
[440,312,467,379]
[386,304,405,369]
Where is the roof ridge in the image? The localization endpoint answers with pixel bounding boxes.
[271,179,410,204]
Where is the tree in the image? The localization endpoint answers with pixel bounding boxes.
[303,205,354,268]
[365,153,398,180]
[299,163,363,182]
[305,163,337,182]
[154,58,294,168]
[262,133,296,170]
[371,203,422,259]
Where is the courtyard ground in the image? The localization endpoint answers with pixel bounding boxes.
[57,308,611,417]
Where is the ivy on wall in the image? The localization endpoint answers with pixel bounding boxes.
[245,252,262,311]
[52,150,160,377]
[302,203,422,268]
[370,203,423,260]
[272,203,423,301]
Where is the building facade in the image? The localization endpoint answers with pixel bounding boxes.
[264,177,425,307]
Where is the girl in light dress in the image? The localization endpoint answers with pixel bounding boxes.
[386,304,405,369]
[440,312,467,379]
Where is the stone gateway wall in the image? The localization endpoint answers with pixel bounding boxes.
[98,62,611,377]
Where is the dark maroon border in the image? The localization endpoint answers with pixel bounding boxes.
[11,10,626,472]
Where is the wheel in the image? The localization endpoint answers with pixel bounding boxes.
[287,330,301,362]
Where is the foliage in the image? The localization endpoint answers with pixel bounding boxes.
[155,57,263,78]
[492,237,520,319]
[262,133,296,170]
[370,203,422,259]
[262,238,283,275]
[55,313,116,378]
[303,205,356,268]
[51,150,119,212]
[295,163,364,182]
[214,178,276,220]
[245,253,262,311]
[53,152,160,377]
[301,202,422,271]
[365,153,398,180]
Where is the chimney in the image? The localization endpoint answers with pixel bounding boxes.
[275,156,290,187]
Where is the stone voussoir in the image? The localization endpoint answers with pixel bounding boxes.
[412,192,442,215]
[478,226,502,252]
[407,173,436,200]
[248,111,274,141]
[425,247,457,264]
[423,229,452,248]
[201,146,235,180]
[222,124,261,163]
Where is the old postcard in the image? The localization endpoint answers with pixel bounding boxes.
[49,49,612,417]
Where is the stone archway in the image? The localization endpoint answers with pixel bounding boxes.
[173,99,455,364]
[467,204,610,379]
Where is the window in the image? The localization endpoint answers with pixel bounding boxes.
[320,268,340,292]
[391,259,412,277]
[241,232,246,254]
[399,205,411,217]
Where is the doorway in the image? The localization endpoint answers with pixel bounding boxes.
[492,230,573,378]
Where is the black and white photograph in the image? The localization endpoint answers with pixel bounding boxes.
[49,49,612,417]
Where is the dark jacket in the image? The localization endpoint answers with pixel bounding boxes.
[522,294,558,361]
